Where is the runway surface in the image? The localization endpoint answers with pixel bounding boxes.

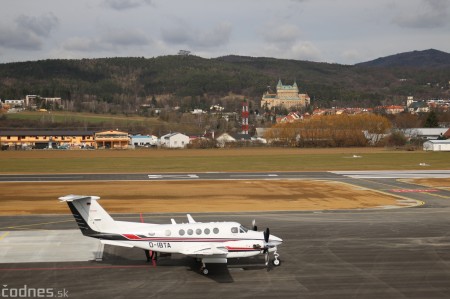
[1,171,450,298]
[1,170,450,182]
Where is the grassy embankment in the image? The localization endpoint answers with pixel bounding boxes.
[4,110,162,125]
[0,147,449,173]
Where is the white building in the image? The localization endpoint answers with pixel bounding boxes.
[423,140,450,151]
[215,133,236,147]
[402,128,449,140]
[130,134,158,147]
[160,132,189,148]
[4,100,25,107]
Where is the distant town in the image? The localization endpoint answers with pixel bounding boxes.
[1,78,450,151]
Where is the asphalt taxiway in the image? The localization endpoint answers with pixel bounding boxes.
[1,171,450,298]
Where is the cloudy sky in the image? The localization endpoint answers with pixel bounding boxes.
[1,0,449,65]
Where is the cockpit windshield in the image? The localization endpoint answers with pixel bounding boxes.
[239,225,249,233]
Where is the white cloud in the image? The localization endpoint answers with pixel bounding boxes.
[103,29,150,46]
[62,29,151,53]
[103,0,153,10]
[161,21,232,49]
[262,24,301,46]
[62,37,106,52]
[1,0,450,64]
[393,0,450,29]
[259,23,320,61]
[289,41,321,61]
[16,13,59,37]
[0,13,59,51]
[340,49,363,65]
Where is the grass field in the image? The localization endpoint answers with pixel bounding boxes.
[0,147,449,173]
[0,180,400,215]
[0,148,447,215]
[5,111,162,125]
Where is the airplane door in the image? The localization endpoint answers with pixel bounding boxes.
[231,226,238,236]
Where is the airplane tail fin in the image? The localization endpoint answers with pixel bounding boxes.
[59,194,117,236]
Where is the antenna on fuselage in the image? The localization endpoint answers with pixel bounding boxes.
[187,214,196,223]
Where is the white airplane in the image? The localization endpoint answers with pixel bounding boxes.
[59,194,283,275]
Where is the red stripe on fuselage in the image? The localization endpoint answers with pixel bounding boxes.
[122,234,142,240]
[120,234,263,243]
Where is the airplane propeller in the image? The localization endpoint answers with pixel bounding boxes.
[263,227,270,266]
[264,227,270,243]
[252,219,257,231]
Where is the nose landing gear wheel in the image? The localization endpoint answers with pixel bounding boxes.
[272,258,281,266]
[272,250,281,267]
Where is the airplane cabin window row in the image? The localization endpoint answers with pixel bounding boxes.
[178,228,220,236]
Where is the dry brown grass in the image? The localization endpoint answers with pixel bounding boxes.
[406,178,450,190]
[0,180,399,215]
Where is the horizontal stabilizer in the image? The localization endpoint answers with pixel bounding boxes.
[59,194,100,202]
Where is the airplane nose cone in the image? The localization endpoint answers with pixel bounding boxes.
[270,234,283,245]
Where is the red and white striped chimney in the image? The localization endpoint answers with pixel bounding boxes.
[242,100,249,134]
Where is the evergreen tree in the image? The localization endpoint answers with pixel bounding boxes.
[423,111,439,128]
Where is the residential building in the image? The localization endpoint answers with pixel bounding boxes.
[375,105,405,114]
[25,95,62,108]
[160,132,189,148]
[4,100,25,107]
[215,133,236,147]
[130,134,158,147]
[0,130,95,149]
[423,140,450,151]
[408,101,430,114]
[95,130,129,149]
[276,112,301,123]
[401,128,450,140]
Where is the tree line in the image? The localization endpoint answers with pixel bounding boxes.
[265,114,392,147]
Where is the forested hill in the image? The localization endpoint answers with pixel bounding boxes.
[0,49,449,108]
[356,49,450,68]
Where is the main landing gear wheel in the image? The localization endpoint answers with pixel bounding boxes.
[200,262,209,275]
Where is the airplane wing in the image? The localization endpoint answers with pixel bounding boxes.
[101,240,134,248]
[180,243,228,256]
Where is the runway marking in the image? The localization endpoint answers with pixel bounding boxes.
[0,232,9,241]
[0,220,73,231]
[147,174,199,179]
[0,265,154,272]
